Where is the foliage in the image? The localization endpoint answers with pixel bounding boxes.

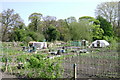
[69,21,92,41]
[66,16,77,23]
[79,16,100,24]
[23,31,45,42]
[1,55,12,62]
[1,9,117,42]
[57,19,71,41]
[104,36,118,50]
[59,28,71,41]
[79,16,104,41]
[16,54,28,63]
[1,49,63,78]
[14,54,63,78]
[42,16,57,27]
[28,13,42,32]
[10,29,26,41]
[0,9,25,41]
[95,2,118,24]
[29,56,40,68]
[97,16,114,38]
[45,25,60,41]
[23,36,33,44]
[92,25,104,40]
[1,46,24,55]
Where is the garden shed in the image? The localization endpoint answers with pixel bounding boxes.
[81,40,89,46]
[90,40,110,48]
[28,41,47,49]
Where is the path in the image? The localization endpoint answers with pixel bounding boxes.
[0,62,17,80]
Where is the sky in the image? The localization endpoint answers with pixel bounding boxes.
[0,0,119,26]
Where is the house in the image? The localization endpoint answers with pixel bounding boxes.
[28,41,47,49]
[90,40,110,48]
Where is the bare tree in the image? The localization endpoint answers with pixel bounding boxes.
[1,9,24,41]
[42,16,57,27]
[66,16,77,23]
[95,2,118,27]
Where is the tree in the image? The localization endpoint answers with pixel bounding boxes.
[45,25,60,41]
[1,9,24,41]
[79,16,104,40]
[28,13,42,32]
[42,16,57,41]
[10,29,26,41]
[9,21,26,41]
[69,21,92,41]
[42,16,57,27]
[92,25,104,40]
[95,2,118,27]
[25,31,44,42]
[79,16,100,24]
[56,19,71,41]
[97,16,114,38]
[66,16,77,23]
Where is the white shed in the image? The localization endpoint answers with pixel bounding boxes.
[90,40,110,48]
[29,41,47,49]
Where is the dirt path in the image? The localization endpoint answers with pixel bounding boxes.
[0,62,17,79]
[0,71,17,78]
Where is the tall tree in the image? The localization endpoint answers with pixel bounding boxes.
[1,9,24,41]
[56,19,71,41]
[66,16,77,23]
[79,16,100,24]
[42,16,57,27]
[69,21,92,41]
[79,16,104,40]
[46,25,60,41]
[9,22,26,41]
[97,16,114,38]
[95,2,118,27]
[42,16,57,39]
[28,13,42,32]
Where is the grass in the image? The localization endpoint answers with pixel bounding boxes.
[81,53,118,59]
[0,47,25,56]
[0,42,119,78]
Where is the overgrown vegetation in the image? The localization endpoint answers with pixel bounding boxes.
[0,39,119,78]
[0,43,64,78]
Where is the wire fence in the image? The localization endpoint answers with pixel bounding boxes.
[62,49,119,78]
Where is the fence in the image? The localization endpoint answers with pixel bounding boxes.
[62,48,119,78]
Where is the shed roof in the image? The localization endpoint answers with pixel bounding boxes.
[92,40,109,46]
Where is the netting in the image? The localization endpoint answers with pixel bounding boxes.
[62,47,120,78]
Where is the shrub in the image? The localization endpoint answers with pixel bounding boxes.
[1,55,12,62]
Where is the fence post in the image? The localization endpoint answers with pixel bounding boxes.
[73,63,77,80]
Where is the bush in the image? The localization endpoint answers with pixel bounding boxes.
[29,56,40,68]
[1,55,12,62]
[16,54,28,63]
[19,43,25,46]
[109,39,118,50]
[23,36,33,44]
[9,53,63,78]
